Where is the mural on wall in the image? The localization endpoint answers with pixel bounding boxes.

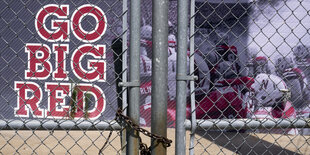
[0,0,121,120]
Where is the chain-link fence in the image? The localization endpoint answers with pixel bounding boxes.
[1,0,310,154]
[185,0,310,154]
[0,0,127,154]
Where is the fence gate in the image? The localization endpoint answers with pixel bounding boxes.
[181,0,310,154]
[1,0,310,155]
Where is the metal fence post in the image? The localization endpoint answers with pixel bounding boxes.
[121,0,128,154]
[128,0,141,154]
[189,0,196,155]
[151,0,168,154]
[175,0,189,155]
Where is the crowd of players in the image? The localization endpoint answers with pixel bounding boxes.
[126,24,310,134]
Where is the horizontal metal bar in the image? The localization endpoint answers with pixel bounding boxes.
[0,120,122,131]
[176,75,198,81]
[184,119,310,130]
[195,0,250,3]
[2,118,309,131]
[118,81,140,87]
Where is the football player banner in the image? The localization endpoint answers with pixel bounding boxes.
[1,1,310,135]
[1,2,111,120]
[138,0,310,136]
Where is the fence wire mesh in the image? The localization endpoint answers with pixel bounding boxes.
[1,0,310,154]
[188,0,310,154]
[0,0,127,154]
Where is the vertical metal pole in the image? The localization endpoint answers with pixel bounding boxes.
[128,0,141,154]
[189,0,196,155]
[151,0,168,154]
[176,0,189,154]
[121,0,128,154]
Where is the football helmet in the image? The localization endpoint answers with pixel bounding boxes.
[168,34,176,47]
[141,25,152,48]
[275,57,294,74]
[293,45,309,60]
[254,56,270,74]
[141,25,152,40]
[251,73,290,107]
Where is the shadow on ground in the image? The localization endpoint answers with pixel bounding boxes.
[195,130,303,155]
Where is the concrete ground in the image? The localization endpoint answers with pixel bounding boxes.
[0,128,309,154]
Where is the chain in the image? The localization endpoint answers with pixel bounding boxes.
[116,108,173,154]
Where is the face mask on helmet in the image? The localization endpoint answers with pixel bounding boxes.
[251,73,290,107]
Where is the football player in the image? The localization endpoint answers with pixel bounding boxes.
[250,73,298,135]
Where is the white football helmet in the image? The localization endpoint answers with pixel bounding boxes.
[255,56,268,66]
[251,73,290,107]
[275,57,294,75]
[168,34,176,47]
[141,25,152,49]
[254,56,270,74]
[141,25,152,40]
[293,45,309,60]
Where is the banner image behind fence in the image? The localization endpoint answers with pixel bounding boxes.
[1,0,310,131]
[1,0,310,154]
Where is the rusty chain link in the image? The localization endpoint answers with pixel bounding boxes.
[116,108,173,154]
[138,137,151,155]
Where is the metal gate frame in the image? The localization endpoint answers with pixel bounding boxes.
[175,0,310,155]
[1,0,310,154]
